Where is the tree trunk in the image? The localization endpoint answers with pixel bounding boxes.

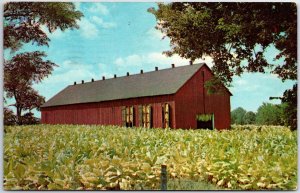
[16,106,22,125]
[13,90,23,125]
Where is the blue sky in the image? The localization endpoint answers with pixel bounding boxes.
[5,2,296,117]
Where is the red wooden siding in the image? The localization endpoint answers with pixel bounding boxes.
[175,65,231,129]
[41,64,231,130]
[42,95,175,128]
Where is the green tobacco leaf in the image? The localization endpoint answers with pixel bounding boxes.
[3,124,297,190]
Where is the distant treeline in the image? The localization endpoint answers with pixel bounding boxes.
[231,103,287,126]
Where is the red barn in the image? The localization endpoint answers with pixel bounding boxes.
[41,63,231,129]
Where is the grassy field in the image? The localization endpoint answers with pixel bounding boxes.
[3,124,297,190]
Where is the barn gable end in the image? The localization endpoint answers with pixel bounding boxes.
[175,64,231,129]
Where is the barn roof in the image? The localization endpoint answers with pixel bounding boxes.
[41,63,218,107]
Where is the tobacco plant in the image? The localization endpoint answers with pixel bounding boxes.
[3,125,297,190]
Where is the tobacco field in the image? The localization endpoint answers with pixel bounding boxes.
[3,124,297,190]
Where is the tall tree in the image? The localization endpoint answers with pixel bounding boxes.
[281,84,297,130]
[243,111,256,125]
[4,52,56,124]
[4,2,83,125]
[231,107,247,125]
[149,2,297,128]
[256,103,284,126]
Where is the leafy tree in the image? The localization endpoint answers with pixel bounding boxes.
[4,2,83,51]
[256,103,284,126]
[243,111,256,125]
[4,2,83,125]
[3,108,39,127]
[21,112,40,125]
[4,52,56,124]
[149,3,296,83]
[281,84,297,130]
[231,107,246,125]
[4,107,16,126]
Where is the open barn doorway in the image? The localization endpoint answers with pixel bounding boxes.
[122,106,134,127]
[196,114,214,130]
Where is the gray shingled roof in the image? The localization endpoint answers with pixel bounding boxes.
[41,63,205,107]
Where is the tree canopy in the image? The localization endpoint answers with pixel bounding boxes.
[256,103,284,126]
[243,111,256,125]
[4,2,83,51]
[231,107,247,125]
[149,2,296,84]
[4,51,57,124]
[231,104,285,126]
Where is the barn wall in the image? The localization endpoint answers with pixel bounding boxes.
[41,95,175,128]
[175,65,231,130]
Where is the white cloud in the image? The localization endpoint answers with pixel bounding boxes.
[74,2,81,10]
[147,28,165,40]
[232,74,266,93]
[97,63,114,79]
[124,55,142,65]
[92,16,104,25]
[235,79,247,86]
[114,52,213,70]
[92,16,117,29]
[201,56,214,67]
[51,61,114,82]
[114,58,125,66]
[33,60,100,101]
[78,18,99,39]
[102,22,117,29]
[88,3,109,15]
[42,60,96,84]
[77,16,116,39]
[243,85,260,92]
[50,29,64,38]
[114,55,143,67]
[40,25,67,39]
[97,62,107,70]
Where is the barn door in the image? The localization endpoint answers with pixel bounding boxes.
[127,106,134,127]
[121,106,126,126]
[162,103,170,128]
[137,105,153,128]
[142,105,147,127]
[146,105,152,128]
[196,114,214,130]
[122,106,134,127]
[130,106,135,127]
[138,105,143,127]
